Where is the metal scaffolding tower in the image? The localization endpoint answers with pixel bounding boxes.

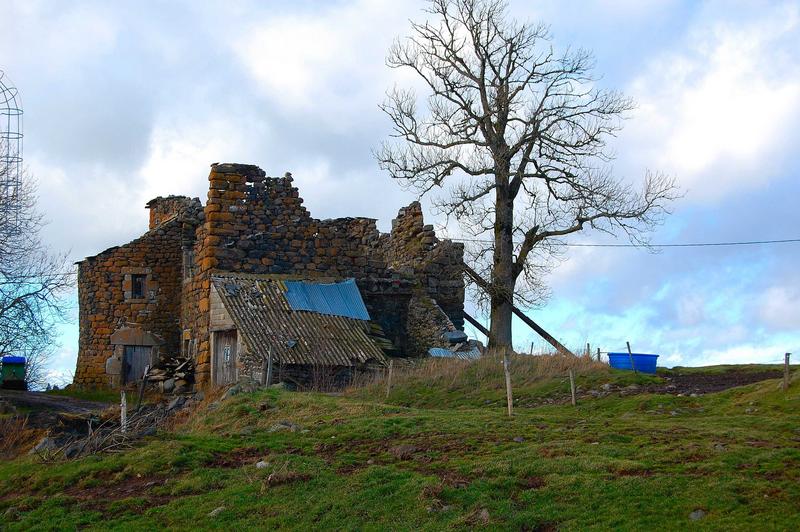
[0,70,23,228]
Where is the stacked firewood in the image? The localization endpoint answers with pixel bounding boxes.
[145,357,193,394]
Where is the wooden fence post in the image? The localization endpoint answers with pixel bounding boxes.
[385,359,394,400]
[784,353,791,392]
[596,347,601,362]
[503,351,514,417]
[120,391,127,434]
[569,369,577,407]
[626,341,638,375]
[586,343,590,358]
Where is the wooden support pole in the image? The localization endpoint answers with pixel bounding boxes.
[503,351,514,417]
[569,369,577,406]
[462,263,573,355]
[385,359,394,400]
[266,347,273,386]
[136,365,150,412]
[626,341,638,375]
[586,343,591,358]
[463,310,490,337]
[596,347,601,362]
[784,353,791,392]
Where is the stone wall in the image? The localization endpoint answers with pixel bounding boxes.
[146,195,198,230]
[74,218,185,387]
[384,202,465,330]
[183,163,465,384]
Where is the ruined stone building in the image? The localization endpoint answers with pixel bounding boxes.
[74,163,468,389]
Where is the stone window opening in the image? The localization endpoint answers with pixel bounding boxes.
[182,249,194,281]
[132,274,147,299]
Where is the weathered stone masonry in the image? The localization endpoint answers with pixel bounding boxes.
[74,197,201,386]
[75,163,465,388]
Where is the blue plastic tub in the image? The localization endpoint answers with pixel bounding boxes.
[608,353,659,374]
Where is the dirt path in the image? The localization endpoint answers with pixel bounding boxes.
[0,389,111,414]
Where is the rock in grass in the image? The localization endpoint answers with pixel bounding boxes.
[256,461,269,469]
[208,506,225,517]
[29,437,58,455]
[167,396,186,411]
[513,436,525,443]
[689,509,706,520]
[269,420,301,432]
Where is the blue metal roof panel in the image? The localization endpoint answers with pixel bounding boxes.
[283,278,371,321]
[428,347,481,361]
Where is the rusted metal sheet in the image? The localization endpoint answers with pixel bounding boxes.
[211,274,387,368]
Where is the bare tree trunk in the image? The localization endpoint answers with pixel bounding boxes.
[489,182,514,349]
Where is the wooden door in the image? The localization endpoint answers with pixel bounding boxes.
[123,346,151,384]
[213,330,238,386]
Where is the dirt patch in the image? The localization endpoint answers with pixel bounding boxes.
[538,446,575,458]
[206,447,265,468]
[414,465,471,488]
[518,475,546,489]
[65,473,172,513]
[315,432,492,466]
[389,444,419,460]
[648,371,783,395]
[316,434,478,487]
[521,368,784,407]
[264,470,311,487]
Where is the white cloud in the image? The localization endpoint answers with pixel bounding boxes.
[137,116,263,202]
[694,342,791,366]
[758,284,800,331]
[623,3,800,201]
[232,0,422,119]
[1,1,119,75]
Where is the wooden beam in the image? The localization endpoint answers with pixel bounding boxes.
[462,262,573,355]
[463,311,490,337]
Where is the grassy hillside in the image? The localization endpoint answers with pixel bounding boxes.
[1,361,798,530]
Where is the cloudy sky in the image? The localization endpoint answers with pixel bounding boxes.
[1,0,798,383]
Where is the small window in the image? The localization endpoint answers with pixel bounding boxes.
[183,249,194,280]
[132,274,147,299]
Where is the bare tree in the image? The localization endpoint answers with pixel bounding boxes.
[377,0,678,349]
[1,141,73,389]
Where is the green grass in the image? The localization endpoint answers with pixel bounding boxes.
[350,353,661,409]
[45,387,120,403]
[1,367,799,530]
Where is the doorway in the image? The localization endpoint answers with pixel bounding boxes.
[213,329,238,385]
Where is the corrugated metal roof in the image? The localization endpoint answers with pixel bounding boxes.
[211,274,387,368]
[283,278,370,320]
[428,347,482,361]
